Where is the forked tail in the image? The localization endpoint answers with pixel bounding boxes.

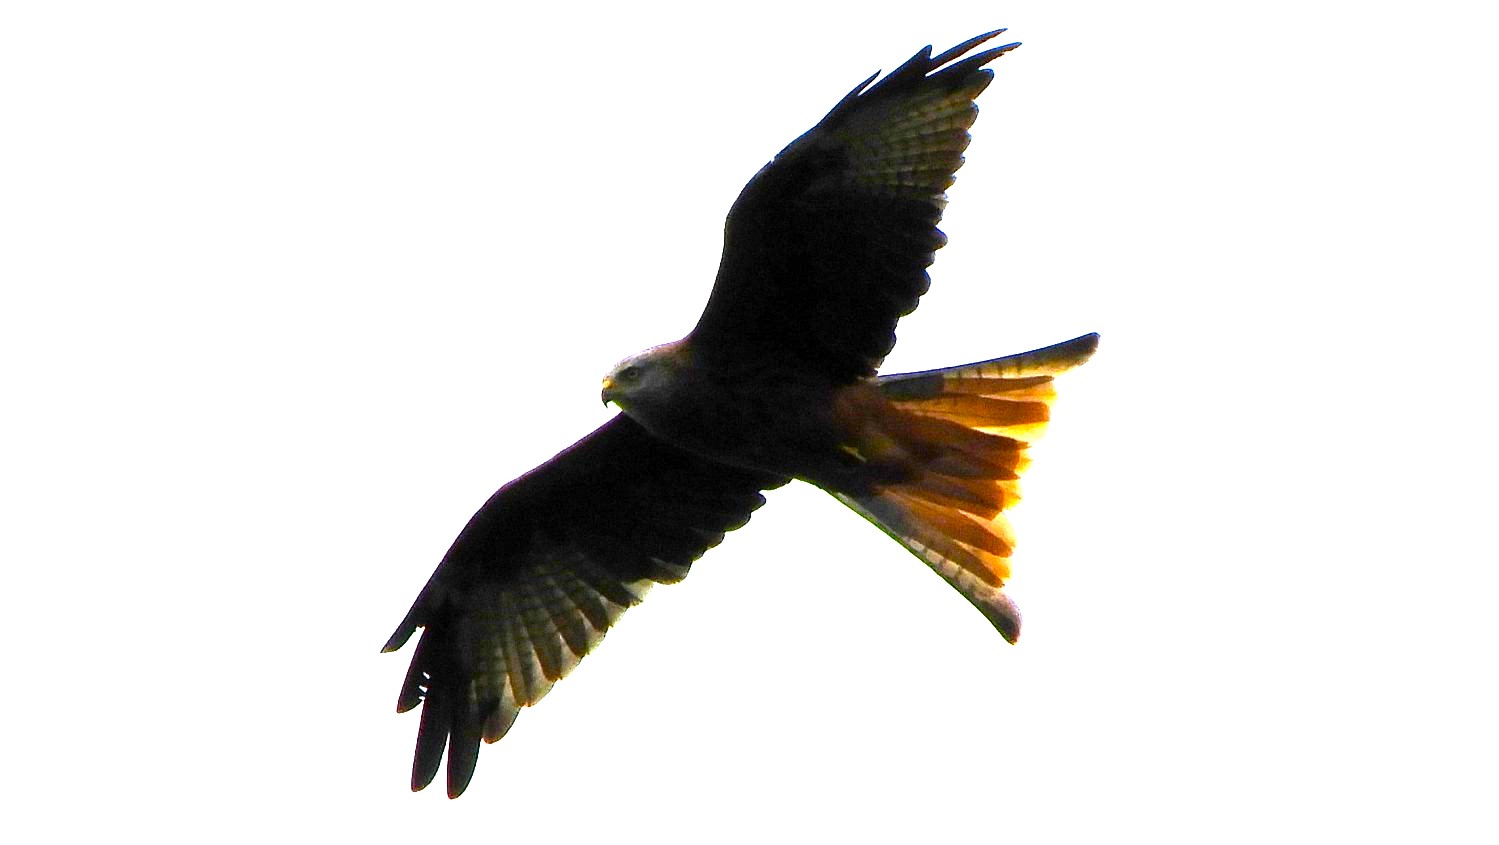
[832,333,1098,642]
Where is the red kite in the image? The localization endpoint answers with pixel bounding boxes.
[385,30,1097,797]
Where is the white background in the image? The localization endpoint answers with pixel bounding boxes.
[4,1,1496,841]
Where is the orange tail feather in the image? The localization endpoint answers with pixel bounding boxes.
[834,333,1097,642]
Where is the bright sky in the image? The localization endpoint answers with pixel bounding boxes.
[4,1,1495,842]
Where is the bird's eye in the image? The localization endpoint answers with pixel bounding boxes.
[618,365,642,383]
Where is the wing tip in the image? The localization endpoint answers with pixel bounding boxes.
[383,594,426,653]
[381,628,413,654]
[931,30,1022,73]
[868,30,1022,103]
[931,29,1006,65]
[445,748,478,799]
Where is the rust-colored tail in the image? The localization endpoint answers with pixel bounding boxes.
[833,333,1098,642]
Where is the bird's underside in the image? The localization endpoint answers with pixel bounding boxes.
[385,30,1098,798]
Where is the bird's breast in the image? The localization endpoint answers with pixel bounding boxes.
[624,368,910,496]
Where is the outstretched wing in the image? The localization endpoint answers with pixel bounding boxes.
[383,415,787,798]
[690,31,1020,382]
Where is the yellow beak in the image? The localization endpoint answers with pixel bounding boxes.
[600,376,615,406]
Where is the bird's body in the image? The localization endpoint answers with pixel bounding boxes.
[605,339,858,484]
[386,30,1097,798]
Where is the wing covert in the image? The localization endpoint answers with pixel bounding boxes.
[690,31,1020,382]
[384,415,787,797]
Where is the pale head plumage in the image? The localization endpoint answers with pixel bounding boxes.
[601,340,691,418]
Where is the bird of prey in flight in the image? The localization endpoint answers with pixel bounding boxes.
[384,29,1098,798]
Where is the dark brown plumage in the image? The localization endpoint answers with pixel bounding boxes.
[383,416,785,796]
[694,32,1018,380]
[386,30,1097,798]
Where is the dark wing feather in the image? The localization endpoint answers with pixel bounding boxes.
[384,415,787,797]
[690,31,1020,382]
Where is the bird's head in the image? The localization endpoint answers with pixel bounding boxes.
[601,341,689,415]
